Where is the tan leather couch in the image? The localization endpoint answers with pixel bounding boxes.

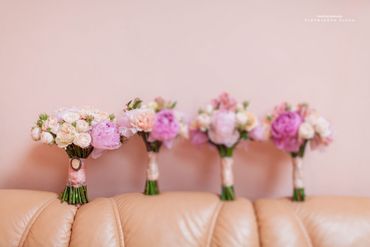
[0,190,369,247]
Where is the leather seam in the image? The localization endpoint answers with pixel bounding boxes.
[253,202,264,247]
[18,197,56,247]
[110,198,125,247]
[206,201,224,247]
[289,204,313,247]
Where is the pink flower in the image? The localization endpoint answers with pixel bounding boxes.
[149,110,179,147]
[271,111,303,152]
[211,92,237,111]
[118,109,155,137]
[208,111,240,147]
[249,124,269,141]
[190,129,208,145]
[91,120,121,158]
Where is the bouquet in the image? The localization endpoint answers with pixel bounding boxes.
[31,107,123,205]
[266,102,333,201]
[118,97,188,195]
[189,92,258,201]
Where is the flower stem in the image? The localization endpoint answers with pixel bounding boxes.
[220,185,235,201]
[144,180,160,195]
[293,188,305,202]
[59,185,89,205]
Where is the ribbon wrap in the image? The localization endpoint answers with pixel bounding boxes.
[221,157,234,187]
[147,152,159,181]
[292,157,304,189]
[68,159,86,187]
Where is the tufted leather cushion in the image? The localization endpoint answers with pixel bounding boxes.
[0,189,76,247]
[254,196,370,247]
[69,192,259,247]
[2,190,370,247]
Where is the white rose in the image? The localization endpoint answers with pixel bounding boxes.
[236,103,244,111]
[245,112,258,131]
[236,112,248,126]
[205,104,214,114]
[147,101,159,111]
[299,122,315,139]
[315,117,331,138]
[73,133,92,148]
[55,123,76,148]
[197,114,211,131]
[40,132,54,144]
[76,120,90,132]
[31,127,41,141]
[62,111,81,123]
[46,117,60,134]
[179,124,189,139]
[91,111,110,125]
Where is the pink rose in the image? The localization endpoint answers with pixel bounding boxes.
[211,92,237,111]
[208,111,240,147]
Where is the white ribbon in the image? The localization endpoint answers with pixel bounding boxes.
[146,152,159,181]
[221,157,234,187]
[292,157,304,189]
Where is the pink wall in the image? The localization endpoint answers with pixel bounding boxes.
[0,0,369,200]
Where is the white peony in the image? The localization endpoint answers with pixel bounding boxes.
[31,127,41,141]
[197,113,211,131]
[73,133,92,148]
[55,123,76,148]
[62,111,81,123]
[236,111,248,126]
[299,122,315,139]
[76,120,90,132]
[40,132,54,144]
[315,117,331,138]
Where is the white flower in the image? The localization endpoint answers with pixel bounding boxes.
[299,122,315,139]
[31,127,41,141]
[197,113,211,131]
[315,117,331,138]
[76,120,90,132]
[91,111,110,125]
[55,123,76,148]
[147,101,159,111]
[73,133,92,148]
[245,112,258,131]
[44,117,60,134]
[236,103,244,111]
[40,132,54,144]
[179,123,189,139]
[205,104,214,114]
[236,111,248,126]
[62,111,81,123]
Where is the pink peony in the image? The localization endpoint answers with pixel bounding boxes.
[271,111,303,152]
[91,120,121,158]
[149,110,179,147]
[208,111,239,147]
[211,92,237,111]
[117,109,155,137]
[190,129,209,145]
